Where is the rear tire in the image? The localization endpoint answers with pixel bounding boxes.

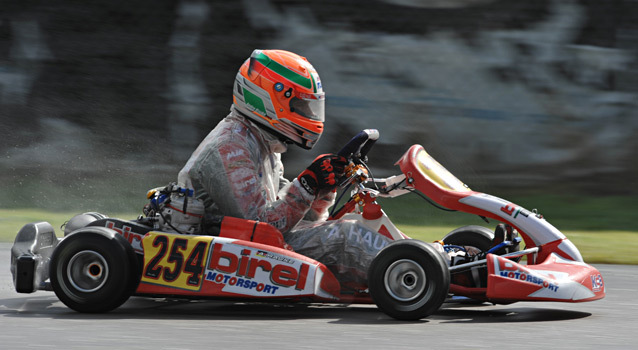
[442,225,494,252]
[368,240,450,320]
[50,227,139,313]
[443,225,503,293]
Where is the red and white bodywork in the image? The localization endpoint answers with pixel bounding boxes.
[487,253,604,302]
[397,144,604,303]
[134,231,346,302]
[339,144,605,304]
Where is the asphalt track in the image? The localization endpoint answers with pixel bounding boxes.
[0,243,635,350]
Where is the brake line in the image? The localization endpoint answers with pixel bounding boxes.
[404,187,458,212]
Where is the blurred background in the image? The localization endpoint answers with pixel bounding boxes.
[1,0,636,214]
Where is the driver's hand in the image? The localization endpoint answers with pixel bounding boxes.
[297,154,348,196]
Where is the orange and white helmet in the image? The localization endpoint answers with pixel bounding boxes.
[233,49,325,150]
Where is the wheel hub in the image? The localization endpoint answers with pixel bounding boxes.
[67,250,109,293]
[384,259,427,302]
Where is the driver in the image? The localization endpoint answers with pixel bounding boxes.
[177,49,392,288]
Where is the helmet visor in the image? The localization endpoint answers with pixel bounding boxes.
[289,95,325,122]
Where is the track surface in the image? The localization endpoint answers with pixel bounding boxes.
[1,243,635,349]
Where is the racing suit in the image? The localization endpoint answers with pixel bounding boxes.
[178,107,391,286]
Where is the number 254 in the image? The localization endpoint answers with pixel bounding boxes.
[143,236,207,286]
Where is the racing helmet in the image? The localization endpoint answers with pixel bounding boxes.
[233,49,325,150]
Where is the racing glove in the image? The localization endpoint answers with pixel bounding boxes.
[297,154,348,196]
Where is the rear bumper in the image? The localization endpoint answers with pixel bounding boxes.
[10,222,59,293]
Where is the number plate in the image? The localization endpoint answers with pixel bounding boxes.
[141,232,212,291]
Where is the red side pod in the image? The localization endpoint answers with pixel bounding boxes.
[219,216,290,250]
[317,264,342,300]
[136,232,344,301]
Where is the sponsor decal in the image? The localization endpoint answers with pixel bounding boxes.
[226,149,245,160]
[106,220,144,253]
[206,243,310,294]
[299,176,315,195]
[312,73,322,92]
[256,250,295,264]
[266,216,287,231]
[326,225,388,250]
[205,272,280,295]
[235,175,258,190]
[228,168,259,191]
[591,274,604,292]
[500,204,530,219]
[496,257,559,292]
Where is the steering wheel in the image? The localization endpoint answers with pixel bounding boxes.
[333,129,380,190]
[337,129,379,163]
[329,129,380,217]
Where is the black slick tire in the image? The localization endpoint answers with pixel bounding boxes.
[368,240,450,321]
[50,226,139,313]
[442,225,494,251]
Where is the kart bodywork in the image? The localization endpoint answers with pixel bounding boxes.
[11,216,349,304]
[135,231,342,301]
[394,144,604,303]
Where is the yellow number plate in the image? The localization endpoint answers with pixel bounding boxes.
[141,232,212,291]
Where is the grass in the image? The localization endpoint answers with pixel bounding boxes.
[1,193,636,264]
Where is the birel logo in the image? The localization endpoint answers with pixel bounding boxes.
[205,243,309,295]
[497,258,559,292]
[106,221,144,252]
[591,274,604,292]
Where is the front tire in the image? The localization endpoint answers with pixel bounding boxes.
[50,227,139,313]
[368,240,450,320]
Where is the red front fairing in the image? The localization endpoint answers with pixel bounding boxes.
[396,144,477,209]
[397,145,588,261]
[484,253,605,303]
[134,232,344,302]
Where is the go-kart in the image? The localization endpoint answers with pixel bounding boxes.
[10,130,605,320]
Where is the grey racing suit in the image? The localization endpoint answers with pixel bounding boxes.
[178,107,391,286]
